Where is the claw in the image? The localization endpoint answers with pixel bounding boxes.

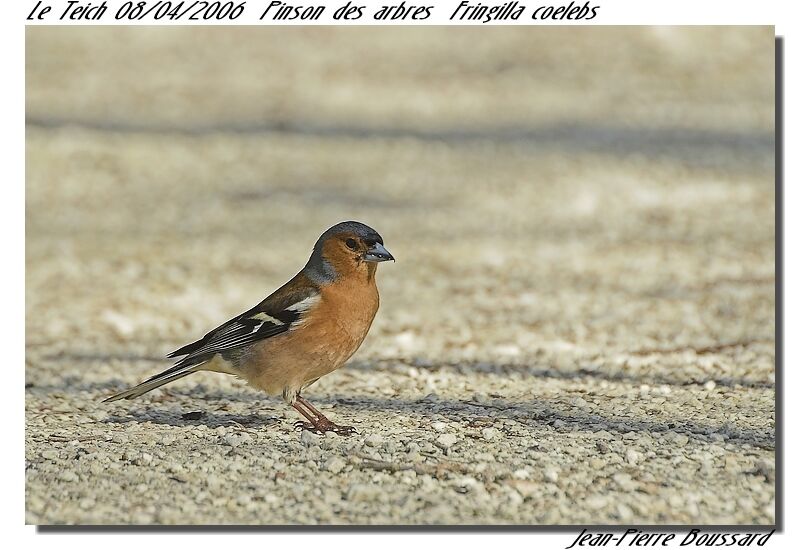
[294,421,322,434]
[332,425,357,436]
[293,419,357,437]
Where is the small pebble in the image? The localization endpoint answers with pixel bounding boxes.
[300,430,321,447]
[59,471,78,482]
[324,456,347,474]
[222,433,252,448]
[435,433,458,450]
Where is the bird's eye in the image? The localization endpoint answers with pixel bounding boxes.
[345,238,358,250]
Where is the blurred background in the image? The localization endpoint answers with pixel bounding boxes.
[26,27,775,366]
[26,27,776,525]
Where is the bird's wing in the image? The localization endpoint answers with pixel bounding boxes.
[166,277,320,369]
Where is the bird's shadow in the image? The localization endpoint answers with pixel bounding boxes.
[103,409,282,429]
[98,391,774,450]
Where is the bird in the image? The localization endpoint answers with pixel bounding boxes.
[103,221,394,436]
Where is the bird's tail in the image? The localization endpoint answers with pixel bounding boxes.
[102,363,201,402]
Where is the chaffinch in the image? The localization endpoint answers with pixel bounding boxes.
[104,221,394,435]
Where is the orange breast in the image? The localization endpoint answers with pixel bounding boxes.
[240,274,380,397]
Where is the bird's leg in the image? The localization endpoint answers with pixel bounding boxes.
[291,400,320,433]
[296,395,327,419]
[292,395,356,436]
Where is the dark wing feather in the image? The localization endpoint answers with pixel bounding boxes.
[166,276,319,369]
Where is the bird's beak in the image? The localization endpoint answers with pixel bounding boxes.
[364,242,395,263]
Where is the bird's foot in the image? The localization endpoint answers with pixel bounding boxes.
[293,419,357,436]
[326,423,357,436]
[293,421,323,434]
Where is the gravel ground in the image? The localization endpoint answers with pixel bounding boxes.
[25,27,776,525]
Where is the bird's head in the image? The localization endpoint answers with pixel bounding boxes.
[306,221,394,283]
